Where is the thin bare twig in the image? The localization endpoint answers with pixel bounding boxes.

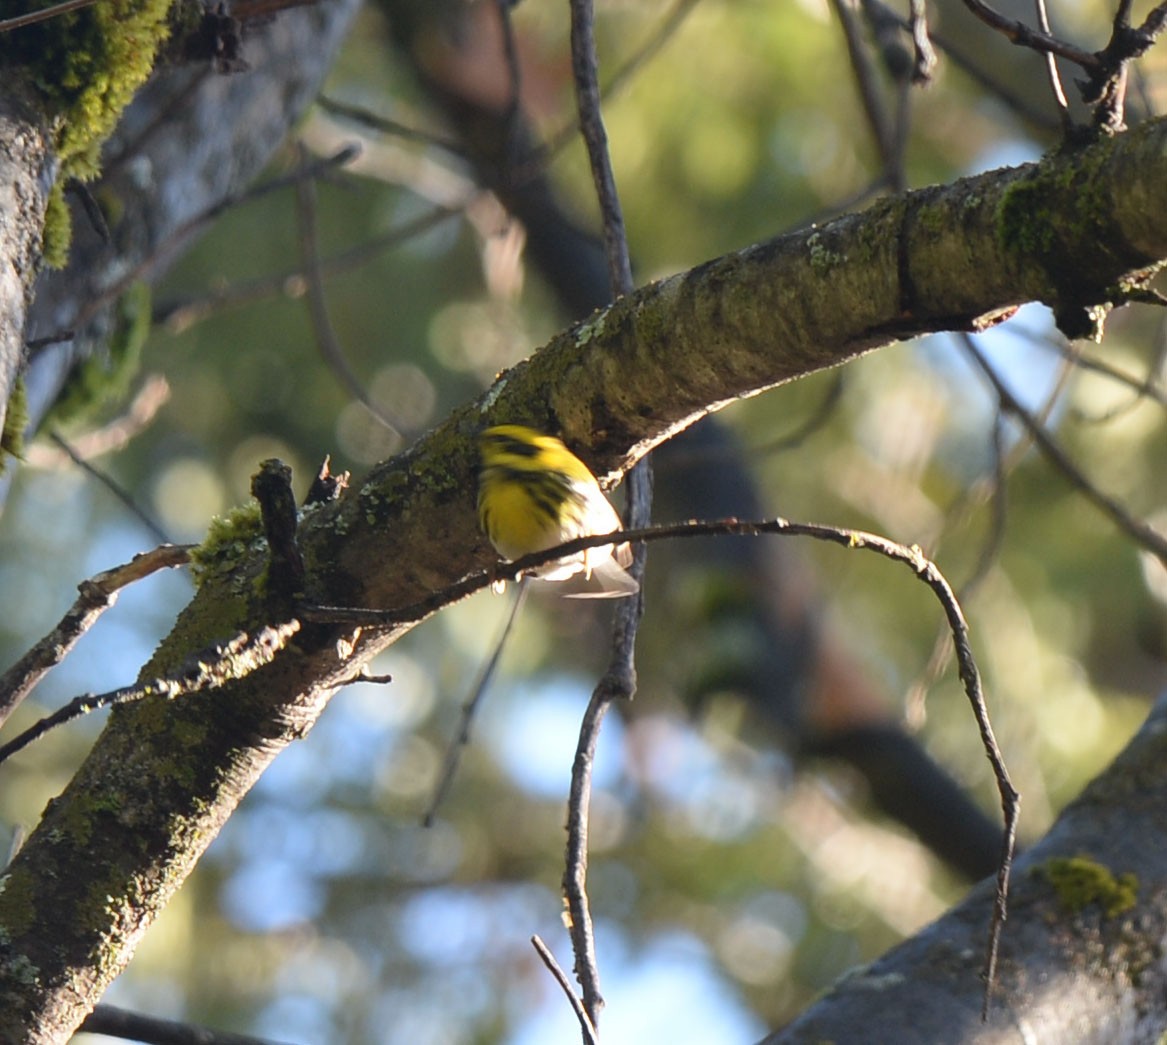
[564,0,647,1031]
[517,0,703,184]
[423,579,530,826]
[316,97,466,156]
[1032,0,1071,124]
[0,544,192,728]
[570,5,634,295]
[960,0,1167,125]
[48,431,170,544]
[757,374,847,455]
[298,518,930,626]
[0,623,300,766]
[962,334,1167,566]
[26,375,171,467]
[957,0,1099,69]
[1091,0,1139,125]
[905,411,1009,731]
[32,147,362,355]
[293,144,406,438]
[80,1002,298,1045]
[154,206,459,335]
[793,173,894,232]
[531,936,599,1045]
[834,0,900,182]
[659,372,845,469]
[1038,339,1167,414]
[906,334,1076,728]
[563,666,617,1026]
[160,143,361,264]
[0,0,100,33]
[66,181,112,243]
[25,329,75,352]
[907,0,937,83]
[863,0,1059,131]
[976,414,1011,602]
[591,0,704,117]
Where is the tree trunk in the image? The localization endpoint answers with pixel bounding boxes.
[0,86,52,447]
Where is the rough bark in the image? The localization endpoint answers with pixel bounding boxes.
[0,87,52,447]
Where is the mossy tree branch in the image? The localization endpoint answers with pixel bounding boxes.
[3,115,1167,1041]
[0,0,177,454]
[1,0,362,482]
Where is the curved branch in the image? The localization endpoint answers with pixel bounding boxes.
[957,0,1099,69]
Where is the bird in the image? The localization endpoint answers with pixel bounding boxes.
[477,424,639,598]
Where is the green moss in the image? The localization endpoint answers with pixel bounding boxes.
[0,376,29,475]
[41,180,72,270]
[52,788,121,850]
[994,141,1131,339]
[1033,854,1138,917]
[164,0,204,47]
[0,870,39,940]
[46,281,152,429]
[915,203,948,238]
[188,502,266,588]
[1,0,174,179]
[996,143,1117,275]
[3,0,175,265]
[997,177,1059,257]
